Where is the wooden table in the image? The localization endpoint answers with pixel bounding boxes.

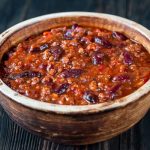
[0,0,150,149]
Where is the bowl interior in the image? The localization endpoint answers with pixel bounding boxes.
[0,12,150,114]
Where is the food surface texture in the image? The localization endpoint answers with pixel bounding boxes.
[1,24,150,105]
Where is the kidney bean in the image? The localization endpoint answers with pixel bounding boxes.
[50,46,64,61]
[94,37,112,48]
[61,69,83,78]
[123,50,133,65]
[64,29,73,40]
[92,52,105,65]
[8,71,42,79]
[112,32,128,40]
[80,37,91,45]
[112,74,130,82]
[83,91,98,104]
[29,47,40,53]
[29,43,49,53]
[54,83,69,95]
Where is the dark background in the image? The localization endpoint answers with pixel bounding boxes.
[0,0,150,149]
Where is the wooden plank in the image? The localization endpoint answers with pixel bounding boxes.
[25,0,127,19]
[25,0,98,19]
[94,0,127,17]
[127,0,150,28]
[109,137,120,150]
[0,0,30,33]
[140,112,150,150]
[119,130,132,150]
[0,0,13,32]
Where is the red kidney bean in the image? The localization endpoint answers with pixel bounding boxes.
[29,43,49,53]
[8,71,42,79]
[92,52,105,65]
[64,29,73,40]
[29,47,40,53]
[83,91,98,104]
[61,69,83,78]
[94,37,112,48]
[54,83,69,95]
[50,46,64,61]
[112,74,130,82]
[123,50,133,65]
[112,31,128,40]
[80,37,91,45]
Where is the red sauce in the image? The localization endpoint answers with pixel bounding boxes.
[1,24,150,105]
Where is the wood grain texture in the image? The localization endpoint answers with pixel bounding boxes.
[0,0,150,149]
[127,0,150,28]
[0,0,29,33]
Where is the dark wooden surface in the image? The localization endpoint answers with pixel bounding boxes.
[0,0,150,149]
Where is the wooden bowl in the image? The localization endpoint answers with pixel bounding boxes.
[0,12,150,145]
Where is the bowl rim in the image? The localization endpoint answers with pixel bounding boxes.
[0,11,150,115]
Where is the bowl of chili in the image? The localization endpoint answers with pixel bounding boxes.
[0,12,150,145]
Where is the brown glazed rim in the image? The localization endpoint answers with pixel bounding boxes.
[0,12,150,114]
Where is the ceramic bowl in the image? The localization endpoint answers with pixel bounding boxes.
[0,12,150,145]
